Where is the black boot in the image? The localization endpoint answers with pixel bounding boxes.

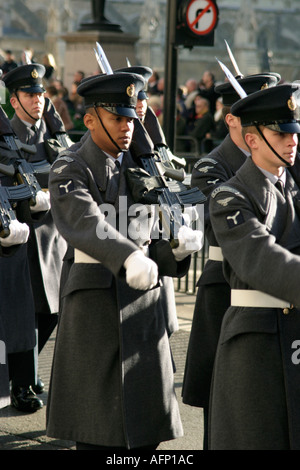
[32,377,45,394]
[11,386,43,412]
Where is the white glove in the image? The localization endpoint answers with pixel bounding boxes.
[0,219,30,247]
[30,190,51,213]
[182,206,200,227]
[172,225,203,261]
[124,250,158,290]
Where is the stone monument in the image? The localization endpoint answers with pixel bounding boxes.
[61,0,139,90]
[79,0,122,32]
[234,0,260,75]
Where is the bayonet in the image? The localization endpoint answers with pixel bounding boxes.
[216,58,247,99]
[224,40,243,78]
[95,42,113,75]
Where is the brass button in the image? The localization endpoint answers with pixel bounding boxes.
[283,308,290,315]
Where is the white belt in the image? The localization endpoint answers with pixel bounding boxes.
[208,246,223,262]
[74,245,150,264]
[74,249,100,264]
[231,289,292,311]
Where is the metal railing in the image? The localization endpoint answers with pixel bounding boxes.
[175,237,208,294]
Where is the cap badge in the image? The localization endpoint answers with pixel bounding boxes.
[31,69,39,79]
[288,96,297,111]
[261,83,269,90]
[126,84,135,97]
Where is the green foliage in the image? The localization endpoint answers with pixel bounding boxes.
[2,89,14,118]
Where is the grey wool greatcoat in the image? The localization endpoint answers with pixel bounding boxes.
[10,114,67,314]
[208,155,300,450]
[182,134,247,407]
[0,173,35,354]
[0,172,36,408]
[46,135,190,448]
[0,244,36,408]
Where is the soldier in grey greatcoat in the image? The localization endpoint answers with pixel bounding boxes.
[181,73,280,448]
[209,82,300,449]
[3,64,68,411]
[118,64,193,338]
[0,210,32,409]
[46,72,203,449]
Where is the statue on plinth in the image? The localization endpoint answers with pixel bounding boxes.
[80,0,122,32]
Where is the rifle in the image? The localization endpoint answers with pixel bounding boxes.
[0,79,71,234]
[0,183,35,238]
[0,107,37,158]
[94,42,206,248]
[0,144,51,223]
[0,106,51,222]
[2,98,72,187]
[43,97,74,160]
[143,106,187,170]
[129,118,206,247]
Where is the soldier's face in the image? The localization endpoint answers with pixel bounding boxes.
[251,127,298,174]
[264,127,298,168]
[11,91,45,122]
[86,107,135,157]
[136,99,148,122]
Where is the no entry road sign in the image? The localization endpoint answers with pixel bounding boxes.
[185,0,218,36]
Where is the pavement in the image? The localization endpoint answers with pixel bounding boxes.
[0,290,204,451]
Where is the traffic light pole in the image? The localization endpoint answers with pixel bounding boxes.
[163,0,218,152]
[163,0,178,153]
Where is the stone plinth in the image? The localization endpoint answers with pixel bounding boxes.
[234,47,260,76]
[61,30,139,91]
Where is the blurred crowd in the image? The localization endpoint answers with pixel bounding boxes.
[140,68,228,155]
[0,48,86,135]
[0,48,228,151]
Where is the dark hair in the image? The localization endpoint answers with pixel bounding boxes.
[47,85,58,96]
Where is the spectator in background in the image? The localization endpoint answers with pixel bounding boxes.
[199,70,220,114]
[73,70,85,84]
[175,104,188,153]
[184,78,199,110]
[176,86,188,119]
[147,94,163,121]
[45,85,74,131]
[58,85,74,115]
[147,70,160,96]
[50,78,64,92]
[42,54,57,85]
[156,77,164,96]
[204,96,228,151]
[187,95,214,153]
[69,81,85,121]
[0,50,18,76]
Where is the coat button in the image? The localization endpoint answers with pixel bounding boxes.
[283,308,290,315]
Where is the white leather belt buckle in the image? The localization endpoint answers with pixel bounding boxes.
[208,246,223,262]
[231,289,292,311]
[74,249,100,264]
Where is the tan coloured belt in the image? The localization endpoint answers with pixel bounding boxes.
[74,249,100,264]
[74,245,149,264]
[208,246,223,262]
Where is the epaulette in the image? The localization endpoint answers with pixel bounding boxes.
[51,150,74,168]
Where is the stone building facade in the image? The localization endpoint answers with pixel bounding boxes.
[1,0,300,87]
